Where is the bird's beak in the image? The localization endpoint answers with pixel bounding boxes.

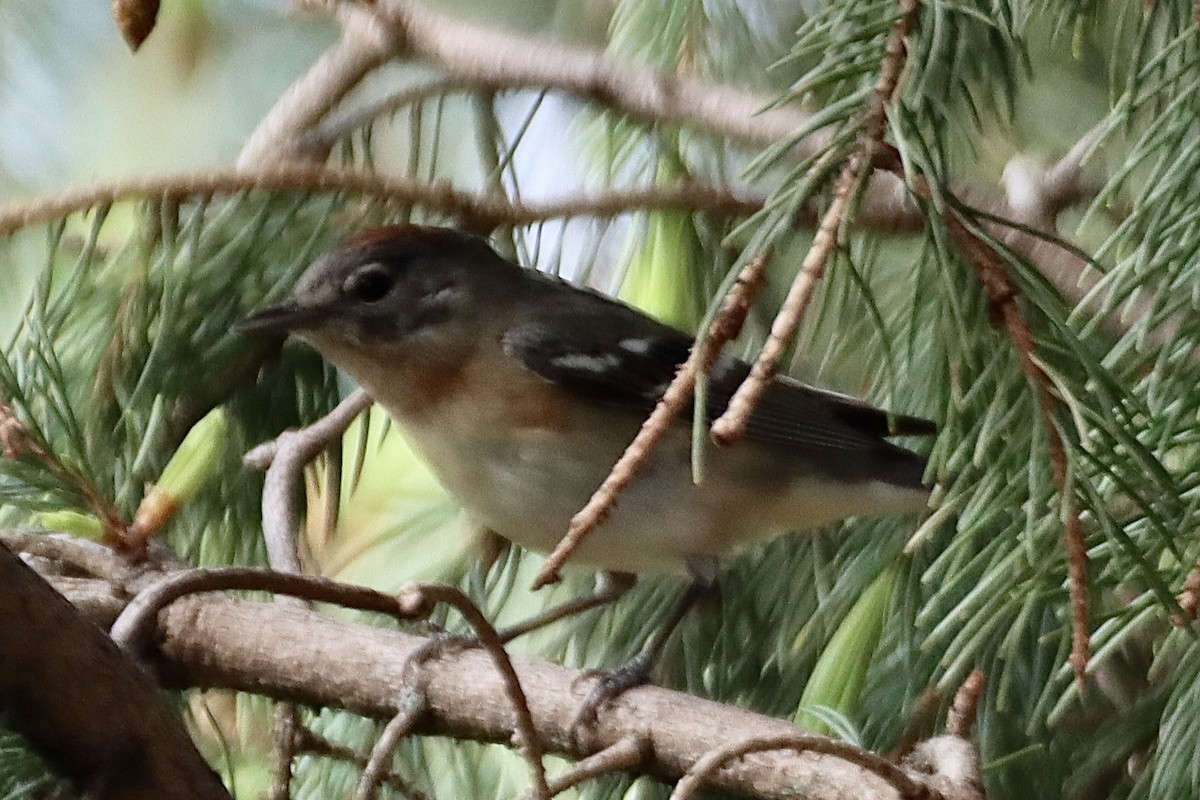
[236,301,331,336]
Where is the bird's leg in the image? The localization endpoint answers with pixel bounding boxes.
[573,560,718,730]
[498,571,636,643]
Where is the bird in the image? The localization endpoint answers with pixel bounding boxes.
[239,224,935,718]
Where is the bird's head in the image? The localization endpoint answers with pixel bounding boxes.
[239,225,516,364]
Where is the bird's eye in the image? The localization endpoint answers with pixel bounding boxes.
[343,264,393,303]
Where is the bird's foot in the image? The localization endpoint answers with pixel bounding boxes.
[571,651,655,734]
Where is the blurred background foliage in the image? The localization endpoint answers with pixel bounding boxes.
[3,2,1200,800]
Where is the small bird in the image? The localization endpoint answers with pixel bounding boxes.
[240,224,934,714]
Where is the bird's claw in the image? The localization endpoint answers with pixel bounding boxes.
[571,651,655,734]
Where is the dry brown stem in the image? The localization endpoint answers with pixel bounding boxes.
[711,0,920,443]
[269,703,301,800]
[352,0,818,150]
[0,166,762,239]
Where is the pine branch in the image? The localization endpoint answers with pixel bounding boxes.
[4,532,982,800]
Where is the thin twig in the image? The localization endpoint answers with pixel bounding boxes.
[0,397,129,546]
[397,583,551,800]
[710,0,920,443]
[0,166,762,239]
[668,733,936,800]
[108,566,417,656]
[299,75,494,157]
[268,703,300,800]
[945,671,985,738]
[355,686,428,800]
[245,391,371,795]
[349,0,819,150]
[296,726,430,800]
[245,389,372,574]
[943,210,1091,690]
[526,736,649,800]
[881,135,1094,691]
[238,5,397,165]
[532,252,770,588]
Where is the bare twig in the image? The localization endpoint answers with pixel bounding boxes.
[710,0,920,443]
[108,566,418,656]
[356,686,428,800]
[529,735,649,799]
[298,75,498,157]
[245,391,372,795]
[268,703,300,800]
[669,733,936,800]
[532,252,770,588]
[245,388,372,574]
[945,671,985,738]
[296,726,430,800]
[345,0,819,151]
[0,166,762,239]
[881,139,1094,690]
[943,211,1091,690]
[238,6,397,165]
[397,583,551,800]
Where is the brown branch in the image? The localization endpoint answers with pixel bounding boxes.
[0,166,762,240]
[710,0,920,443]
[268,703,300,800]
[245,388,373,573]
[397,584,551,799]
[342,0,819,151]
[532,252,770,588]
[356,686,427,800]
[18,555,930,800]
[238,5,397,165]
[296,726,429,800]
[531,736,649,799]
[0,542,229,800]
[668,733,938,800]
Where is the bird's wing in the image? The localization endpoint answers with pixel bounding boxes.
[502,296,935,452]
